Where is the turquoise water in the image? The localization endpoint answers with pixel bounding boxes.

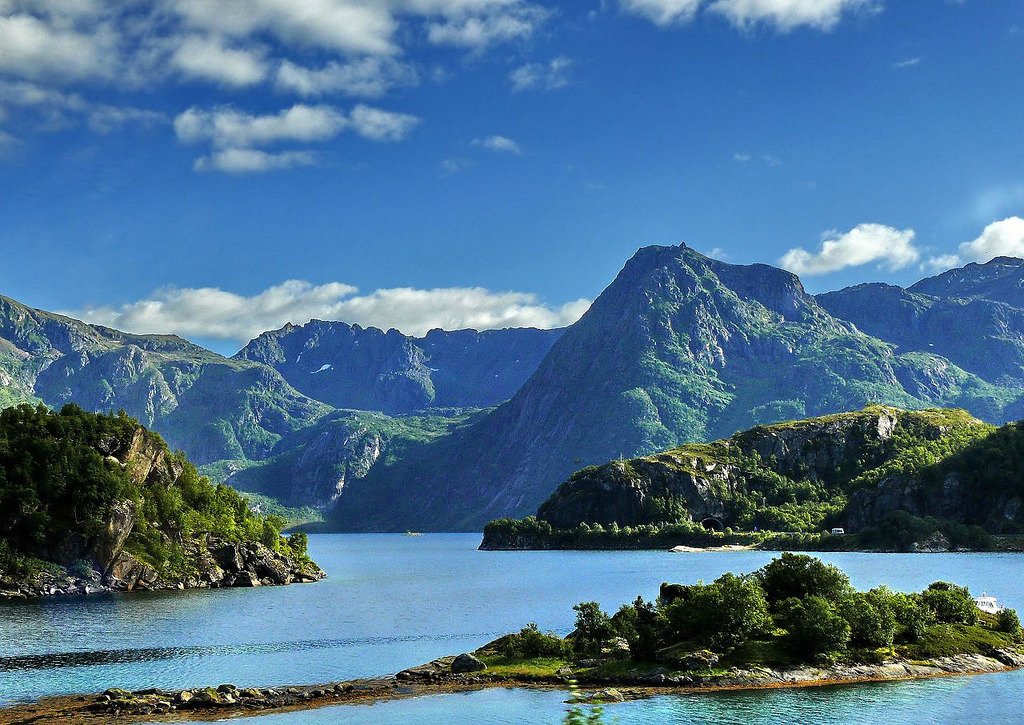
[2,534,1024,723]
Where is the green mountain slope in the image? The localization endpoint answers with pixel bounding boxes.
[332,245,1023,531]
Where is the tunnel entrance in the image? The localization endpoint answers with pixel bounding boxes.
[700,517,725,532]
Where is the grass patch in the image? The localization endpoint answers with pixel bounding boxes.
[900,624,1016,659]
[477,656,569,678]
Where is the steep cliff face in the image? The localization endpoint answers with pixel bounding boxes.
[224,410,480,508]
[235,320,563,413]
[332,246,1017,531]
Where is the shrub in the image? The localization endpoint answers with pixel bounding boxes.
[889,591,933,643]
[572,602,615,657]
[921,582,978,625]
[664,573,772,650]
[996,608,1021,635]
[611,596,666,661]
[839,590,896,649]
[757,553,852,607]
[780,595,851,656]
[496,623,569,660]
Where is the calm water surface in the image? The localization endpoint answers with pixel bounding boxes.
[2,534,1023,723]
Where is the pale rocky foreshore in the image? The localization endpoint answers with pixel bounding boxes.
[3,648,1022,724]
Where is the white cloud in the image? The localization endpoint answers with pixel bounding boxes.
[174,104,349,147]
[275,57,418,98]
[169,35,269,87]
[67,280,592,343]
[0,12,117,81]
[193,148,316,174]
[348,103,420,141]
[471,134,521,153]
[620,0,701,26]
[924,253,961,272]
[708,0,876,31]
[0,79,165,132]
[440,156,471,175]
[509,56,572,92]
[425,6,547,48]
[957,217,1024,264]
[892,56,922,69]
[620,0,876,31]
[779,223,920,276]
[168,0,400,57]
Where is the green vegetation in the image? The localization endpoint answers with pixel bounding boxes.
[484,405,1024,551]
[480,554,1020,681]
[0,403,310,578]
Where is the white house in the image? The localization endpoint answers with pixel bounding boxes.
[975,593,1003,614]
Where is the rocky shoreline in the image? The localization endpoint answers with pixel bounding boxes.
[2,648,1022,724]
[0,536,325,600]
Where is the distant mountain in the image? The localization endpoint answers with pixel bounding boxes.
[817,280,1024,386]
[0,294,329,464]
[0,293,560,503]
[331,245,1022,531]
[235,321,563,414]
[909,256,1024,306]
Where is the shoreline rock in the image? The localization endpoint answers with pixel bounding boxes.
[2,649,1021,724]
[0,535,325,600]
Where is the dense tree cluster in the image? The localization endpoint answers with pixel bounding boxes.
[514,554,1018,667]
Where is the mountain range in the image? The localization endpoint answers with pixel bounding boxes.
[3,249,1024,530]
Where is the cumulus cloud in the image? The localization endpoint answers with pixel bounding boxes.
[425,6,547,48]
[620,0,701,26]
[928,217,1024,270]
[348,103,420,141]
[174,104,349,147]
[471,135,521,154]
[67,280,592,343]
[707,0,877,31]
[779,223,920,276]
[169,35,269,87]
[193,148,316,174]
[275,57,419,98]
[509,56,572,92]
[174,103,418,150]
[0,12,117,81]
[0,79,165,132]
[620,0,877,31]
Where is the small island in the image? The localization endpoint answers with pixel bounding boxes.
[0,404,324,598]
[482,406,1024,553]
[4,555,1021,723]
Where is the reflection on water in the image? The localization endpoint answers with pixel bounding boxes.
[4,535,1024,721]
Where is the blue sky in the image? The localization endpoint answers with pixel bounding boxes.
[1,0,1023,353]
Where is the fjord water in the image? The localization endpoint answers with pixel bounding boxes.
[3,535,1024,723]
